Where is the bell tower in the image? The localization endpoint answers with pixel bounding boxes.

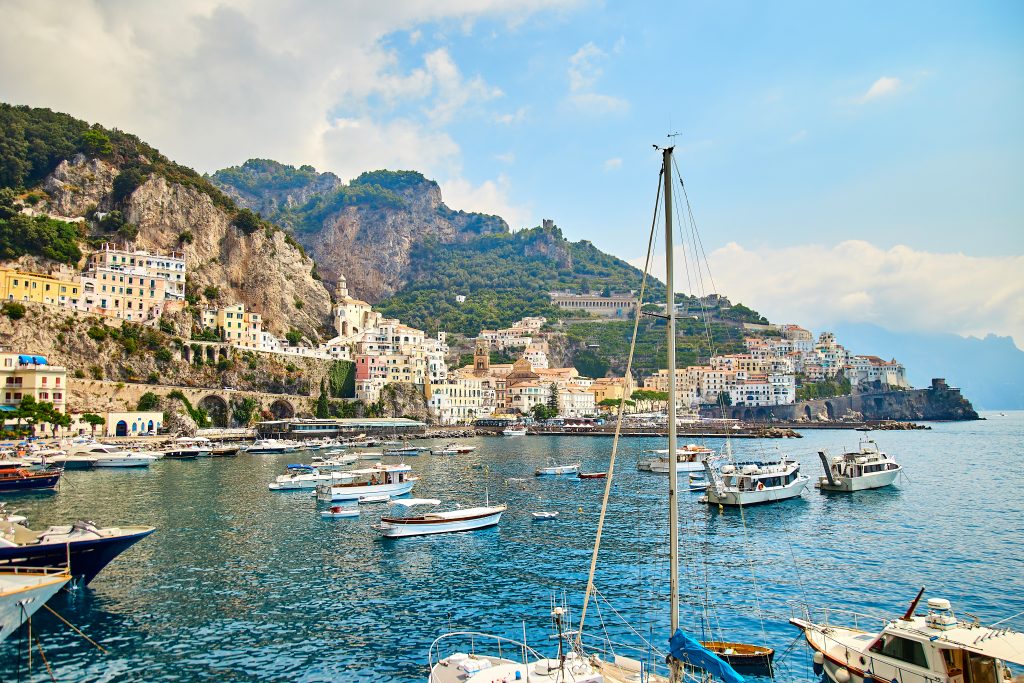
[474,339,490,375]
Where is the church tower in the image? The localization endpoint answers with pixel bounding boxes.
[474,339,490,375]
[336,274,349,300]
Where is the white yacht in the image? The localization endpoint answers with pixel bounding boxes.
[502,426,527,436]
[315,463,418,502]
[269,468,360,491]
[161,437,213,459]
[72,443,158,468]
[0,567,71,643]
[817,438,902,492]
[638,443,715,474]
[701,455,809,506]
[243,439,299,455]
[307,454,359,470]
[791,590,1024,683]
[374,499,505,538]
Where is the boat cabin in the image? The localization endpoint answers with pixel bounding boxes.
[329,464,412,489]
[720,460,800,491]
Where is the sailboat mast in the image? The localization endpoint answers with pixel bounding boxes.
[663,147,681,660]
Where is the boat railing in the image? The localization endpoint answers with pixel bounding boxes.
[572,630,692,681]
[427,630,549,675]
[789,602,891,633]
[0,565,72,579]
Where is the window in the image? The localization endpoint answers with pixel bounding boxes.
[869,634,928,668]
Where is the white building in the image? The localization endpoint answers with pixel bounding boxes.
[557,385,596,418]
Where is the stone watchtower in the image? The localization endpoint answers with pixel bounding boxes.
[474,339,490,375]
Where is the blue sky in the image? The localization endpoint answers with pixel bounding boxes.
[1,0,1021,346]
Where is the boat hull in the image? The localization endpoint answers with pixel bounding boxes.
[0,526,155,585]
[639,460,705,474]
[703,476,809,506]
[0,571,70,642]
[377,510,503,538]
[701,641,774,675]
[92,457,156,468]
[0,472,62,492]
[319,479,416,502]
[817,467,900,492]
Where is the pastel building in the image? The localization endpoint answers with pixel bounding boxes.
[1,351,67,412]
[0,268,82,307]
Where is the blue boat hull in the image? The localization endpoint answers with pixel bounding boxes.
[0,527,155,585]
[0,472,61,493]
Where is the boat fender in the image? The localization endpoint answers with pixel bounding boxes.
[812,651,824,674]
[835,667,851,683]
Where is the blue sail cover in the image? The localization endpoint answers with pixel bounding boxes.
[669,629,745,683]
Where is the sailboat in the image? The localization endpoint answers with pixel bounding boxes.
[427,147,759,683]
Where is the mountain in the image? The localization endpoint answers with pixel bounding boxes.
[0,104,331,338]
[833,322,1024,410]
[210,159,668,332]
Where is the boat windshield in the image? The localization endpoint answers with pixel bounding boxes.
[869,633,929,669]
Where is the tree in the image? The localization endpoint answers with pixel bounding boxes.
[231,397,259,426]
[82,413,105,436]
[285,329,302,346]
[80,129,112,156]
[137,391,160,411]
[315,379,330,418]
[232,208,262,235]
[2,301,25,320]
[546,383,559,415]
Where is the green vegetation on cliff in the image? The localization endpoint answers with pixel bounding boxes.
[0,190,84,264]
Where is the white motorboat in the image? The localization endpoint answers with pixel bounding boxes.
[358,494,391,504]
[315,463,418,502]
[638,443,715,474]
[269,469,358,491]
[531,511,559,521]
[790,589,1024,683]
[307,454,359,470]
[162,437,213,459]
[535,461,580,476]
[701,455,809,506]
[374,499,505,538]
[430,443,477,455]
[356,450,386,460]
[72,444,157,467]
[320,505,359,518]
[0,567,71,643]
[242,439,298,455]
[502,426,527,436]
[816,438,901,492]
[383,442,423,455]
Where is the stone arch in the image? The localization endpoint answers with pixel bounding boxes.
[205,346,216,362]
[147,420,155,433]
[199,394,229,428]
[115,420,128,437]
[270,399,295,419]
[742,408,753,422]
[182,345,191,363]
[218,347,228,360]
[803,405,812,421]
[824,401,836,420]
[755,408,770,422]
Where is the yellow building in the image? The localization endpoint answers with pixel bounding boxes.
[80,269,168,322]
[1,351,67,412]
[201,303,264,349]
[590,376,635,404]
[0,268,82,307]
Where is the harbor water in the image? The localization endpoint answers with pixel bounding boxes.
[2,412,1022,682]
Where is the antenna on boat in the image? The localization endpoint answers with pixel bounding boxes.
[901,586,927,621]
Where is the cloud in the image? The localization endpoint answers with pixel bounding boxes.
[494,151,516,164]
[564,41,629,115]
[788,130,807,143]
[632,240,1024,348]
[0,0,572,221]
[441,174,531,229]
[494,106,528,124]
[602,157,622,171]
[855,76,902,104]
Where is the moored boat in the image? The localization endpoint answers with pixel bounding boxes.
[161,437,213,459]
[700,640,774,675]
[501,426,527,436]
[638,443,715,474]
[374,499,505,538]
[701,455,809,506]
[242,439,298,455]
[816,438,901,492]
[315,463,418,502]
[320,505,359,518]
[73,443,158,467]
[383,442,422,455]
[535,461,580,476]
[0,519,155,585]
[0,567,71,642]
[790,588,1024,683]
[0,464,62,493]
[577,471,607,479]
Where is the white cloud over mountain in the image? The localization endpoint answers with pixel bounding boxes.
[0,0,570,222]
[643,240,1023,349]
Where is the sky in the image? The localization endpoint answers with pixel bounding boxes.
[1,0,1022,348]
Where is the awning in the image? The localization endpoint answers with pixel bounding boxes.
[33,355,47,365]
[18,355,33,364]
[0,405,16,412]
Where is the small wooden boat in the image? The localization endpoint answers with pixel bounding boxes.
[700,641,774,675]
[577,471,607,479]
[535,461,580,476]
[358,494,391,504]
[0,465,62,493]
[531,511,559,521]
[374,500,505,538]
[320,505,359,518]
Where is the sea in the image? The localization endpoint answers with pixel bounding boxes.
[2,412,1022,682]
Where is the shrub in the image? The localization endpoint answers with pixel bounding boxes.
[155,348,173,363]
[87,325,107,341]
[294,299,304,310]
[232,208,262,235]
[137,391,160,410]
[216,358,233,372]
[158,317,175,334]
[203,286,219,300]
[2,302,25,320]
[73,369,85,379]
[89,365,104,380]
[284,328,302,346]
[146,372,160,384]
[178,230,193,244]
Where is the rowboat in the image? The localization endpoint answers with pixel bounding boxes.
[320,505,359,518]
[535,462,580,476]
[577,471,607,479]
[358,494,391,504]
[531,511,559,521]
[374,500,505,538]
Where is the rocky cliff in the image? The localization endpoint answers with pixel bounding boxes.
[211,161,508,302]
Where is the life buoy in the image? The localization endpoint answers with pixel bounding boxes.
[757,482,765,491]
